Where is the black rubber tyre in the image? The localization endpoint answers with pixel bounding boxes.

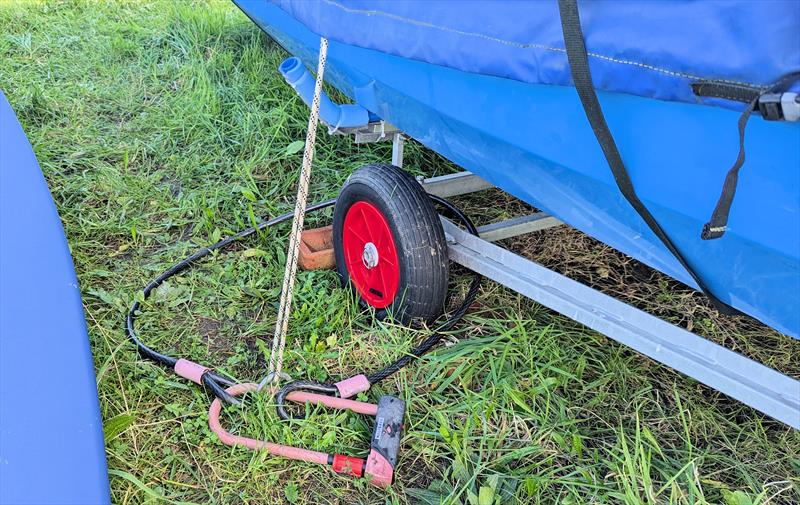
[333,163,449,323]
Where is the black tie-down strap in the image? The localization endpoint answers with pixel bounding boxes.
[695,71,800,240]
[698,99,757,240]
[556,0,739,315]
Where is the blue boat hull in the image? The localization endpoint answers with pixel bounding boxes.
[234,1,800,338]
[0,91,110,504]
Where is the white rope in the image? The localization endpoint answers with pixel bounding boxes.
[260,38,329,392]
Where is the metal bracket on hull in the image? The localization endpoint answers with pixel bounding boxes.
[391,132,404,168]
[440,217,800,428]
[476,213,562,242]
[342,123,405,168]
[339,121,400,144]
[420,171,494,198]
[420,171,563,241]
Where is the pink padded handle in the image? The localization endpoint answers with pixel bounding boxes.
[286,391,378,416]
[174,358,208,385]
[335,374,370,398]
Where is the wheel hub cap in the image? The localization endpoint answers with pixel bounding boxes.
[362,242,379,269]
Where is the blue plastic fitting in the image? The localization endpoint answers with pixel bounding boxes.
[279,57,371,130]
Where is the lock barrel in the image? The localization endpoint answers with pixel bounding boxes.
[364,396,405,488]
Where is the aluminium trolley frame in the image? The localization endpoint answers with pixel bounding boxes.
[394,137,800,429]
[333,119,800,428]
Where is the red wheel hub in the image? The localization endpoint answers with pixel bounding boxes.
[341,201,400,308]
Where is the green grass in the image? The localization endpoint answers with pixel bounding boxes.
[1,1,798,503]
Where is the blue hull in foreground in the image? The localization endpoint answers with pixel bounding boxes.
[234,1,800,338]
[0,91,110,505]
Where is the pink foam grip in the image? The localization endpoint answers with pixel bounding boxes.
[286,391,378,416]
[208,383,330,465]
[364,448,394,489]
[174,358,208,385]
[334,374,371,399]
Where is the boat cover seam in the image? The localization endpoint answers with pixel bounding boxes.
[316,0,770,89]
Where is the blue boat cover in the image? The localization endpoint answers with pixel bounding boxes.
[236,0,800,338]
[272,0,800,111]
[0,91,110,504]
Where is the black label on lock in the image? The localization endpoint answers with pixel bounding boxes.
[371,395,405,468]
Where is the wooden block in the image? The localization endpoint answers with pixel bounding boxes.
[298,225,335,270]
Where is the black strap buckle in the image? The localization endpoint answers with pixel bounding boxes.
[758,93,785,121]
[758,92,800,122]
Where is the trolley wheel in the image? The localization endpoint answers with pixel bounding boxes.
[333,163,449,323]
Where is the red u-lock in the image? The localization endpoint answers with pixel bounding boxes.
[208,383,404,488]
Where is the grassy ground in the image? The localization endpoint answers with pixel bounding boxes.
[1,1,798,503]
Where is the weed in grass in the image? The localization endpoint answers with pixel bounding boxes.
[1,1,798,504]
